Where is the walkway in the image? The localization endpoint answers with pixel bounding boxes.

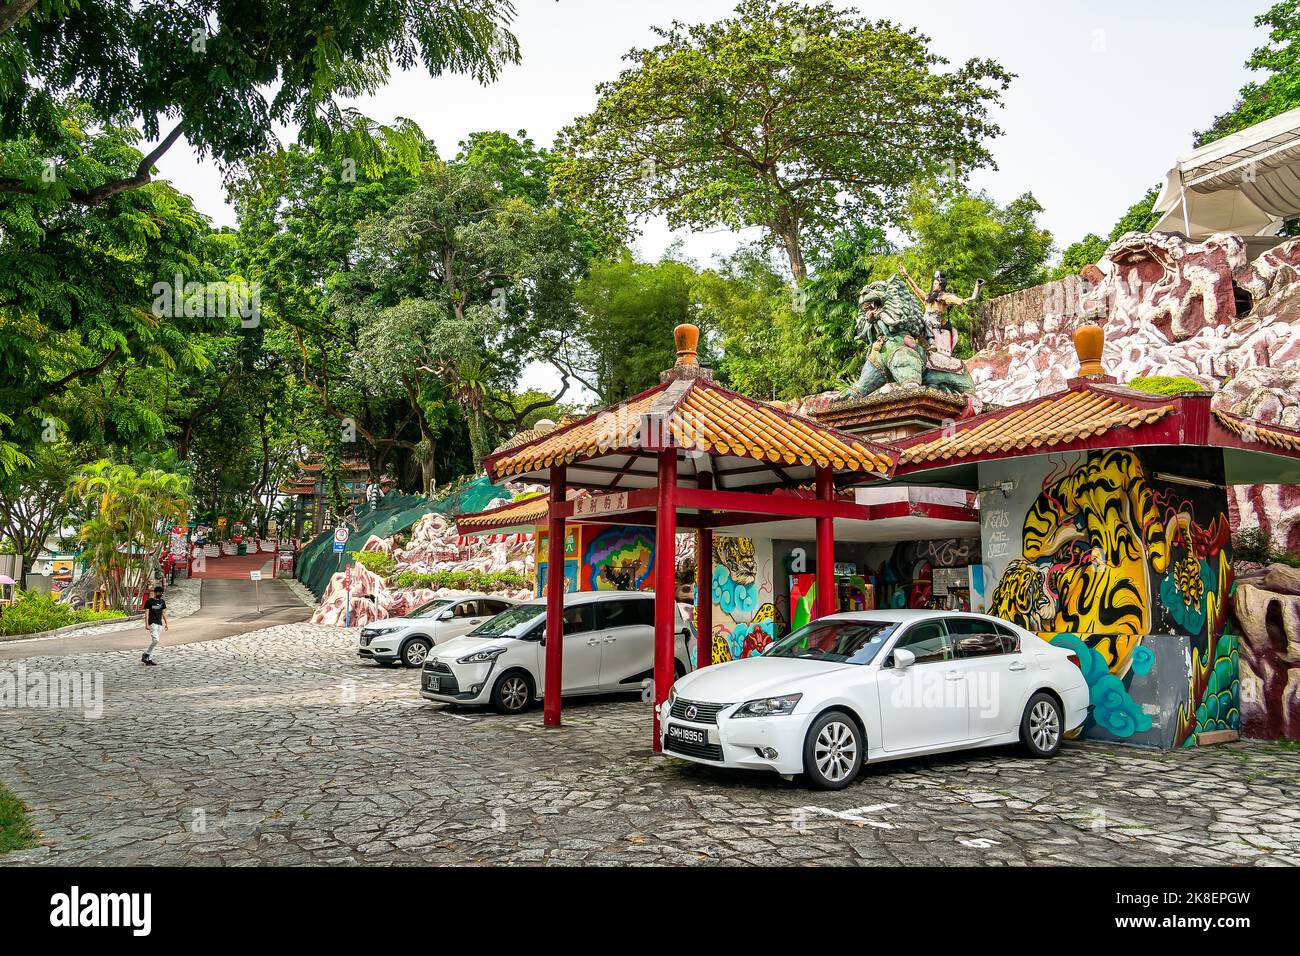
[0,578,311,661]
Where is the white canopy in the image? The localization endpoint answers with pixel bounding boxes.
[1153,105,1300,238]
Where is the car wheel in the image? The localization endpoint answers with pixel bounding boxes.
[401,638,432,668]
[1020,692,1063,758]
[492,670,534,715]
[802,710,863,790]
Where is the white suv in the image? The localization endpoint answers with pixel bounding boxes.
[359,595,518,668]
[420,590,695,714]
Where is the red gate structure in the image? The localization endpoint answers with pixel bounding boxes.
[483,326,894,750]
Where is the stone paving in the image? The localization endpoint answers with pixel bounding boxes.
[1,622,1298,866]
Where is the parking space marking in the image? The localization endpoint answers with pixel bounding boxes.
[797,803,898,829]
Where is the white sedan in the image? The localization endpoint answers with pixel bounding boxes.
[659,610,1089,790]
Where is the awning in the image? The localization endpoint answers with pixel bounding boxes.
[1153,106,1300,237]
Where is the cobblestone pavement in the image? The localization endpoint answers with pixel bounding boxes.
[1,623,1297,866]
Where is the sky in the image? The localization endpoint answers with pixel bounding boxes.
[151,0,1266,395]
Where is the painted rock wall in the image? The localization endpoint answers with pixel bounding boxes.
[1233,565,1300,741]
[971,232,1300,553]
[975,448,1236,749]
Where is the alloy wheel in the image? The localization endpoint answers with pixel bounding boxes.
[405,642,429,666]
[500,676,529,711]
[813,720,858,783]
[1029,700,1060,751]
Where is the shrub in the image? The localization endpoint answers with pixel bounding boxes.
[350,550,397,578]
[1127,375,1206,396]
[391,569,532,593]
[0,590,127,638]
[1233,527,1300,568]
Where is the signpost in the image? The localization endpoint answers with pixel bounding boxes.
[333,527,350,626]
[250,569,262,613]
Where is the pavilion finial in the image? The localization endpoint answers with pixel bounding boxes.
[674,323,699,366]
[1073,321,1108,379]
[661,323,713,383]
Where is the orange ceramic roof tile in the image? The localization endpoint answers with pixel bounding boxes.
[1215,411,1300,452]
[486,380,893,479]
[489,388,665,477]
[899,387,1176,464]
[458,494,550,530]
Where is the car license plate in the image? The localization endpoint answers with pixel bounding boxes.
[425,675,440,692]
[667,723,705,746]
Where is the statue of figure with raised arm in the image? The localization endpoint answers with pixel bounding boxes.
[897,263,983,371]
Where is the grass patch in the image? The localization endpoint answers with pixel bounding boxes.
[0,782,40,854]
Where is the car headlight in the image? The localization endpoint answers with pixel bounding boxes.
[456,647,506,664]
[668,686,678,706]
[366,626,400,637]
[732,693,802,718]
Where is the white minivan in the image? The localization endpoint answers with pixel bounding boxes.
[420,590,694,714]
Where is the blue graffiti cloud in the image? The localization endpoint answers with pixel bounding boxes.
[713,565,757,617]
[1130,644,1154,676]
[1049,634,1152,739]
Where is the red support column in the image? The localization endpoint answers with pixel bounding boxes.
[653,448,678,752]
[695,471,713,669]
[815,465,836,620]
[542,466,567,728]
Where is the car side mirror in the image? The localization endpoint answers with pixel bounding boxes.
[438,610,453,621]
[893,648,916,670]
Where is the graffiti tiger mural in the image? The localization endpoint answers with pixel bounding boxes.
[707,536,776,663]
[984,448,1234,747]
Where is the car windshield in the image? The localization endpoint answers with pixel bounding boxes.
[762,618,899,665]
[408,599,452,619]
[470,603,543,637]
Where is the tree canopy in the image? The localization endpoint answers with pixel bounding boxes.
[553,0,1010,280]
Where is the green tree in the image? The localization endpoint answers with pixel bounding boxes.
[553,0,1010,279]
[70,460,190,609]
[568,254,713,402]
[1,1,520,204]
[344,159,590,476]
[1199,1,1300,145]
[0,104,222,472]
[0,442,77,587]
[898,182,1053,348]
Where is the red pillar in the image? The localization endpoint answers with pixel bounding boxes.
[695,470,713,669]
[542,466,566,727]
[696,525,713,668]
[653,448,678,752]
[815,466,836,619]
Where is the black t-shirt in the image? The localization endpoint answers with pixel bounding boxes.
[144,597,166,625]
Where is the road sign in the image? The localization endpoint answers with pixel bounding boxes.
[332,540,345,553]
[333,526,349,543]
[249,570,262,581]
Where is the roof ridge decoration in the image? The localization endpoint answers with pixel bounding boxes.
[897,383,1177,465]
[1214,409,1300,452]
[484,374,894,480]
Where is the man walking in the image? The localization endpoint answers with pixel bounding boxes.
[141,586,169,665]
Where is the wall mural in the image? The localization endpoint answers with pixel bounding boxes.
[584,526,655,591]
[702,535,777,666]
[980,448,1236,749]
[865,538,981,610]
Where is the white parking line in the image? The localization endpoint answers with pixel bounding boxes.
[796,803,898,829]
